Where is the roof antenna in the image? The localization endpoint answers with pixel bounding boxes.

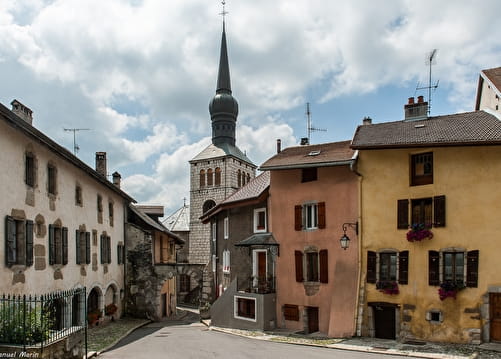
[306,102,326,144]
[64,128,91,156]
[415,49,440,115]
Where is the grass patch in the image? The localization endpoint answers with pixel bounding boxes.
[269,336,339,345]
[87,317,149,352]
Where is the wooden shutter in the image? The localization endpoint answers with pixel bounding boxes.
[5,216,16,266]
[319,249,328,283]
[428,250,440,286]
[107,236,111,264]
[466,250,479,288]
[85,232,91,264]
[283,304,299,321]
[75,230,81,264]
[25,220,34,266]
[318,202,326,229]
[397,199,409,229]
[295,250,303,282]
[433,195,446,227]
[62,227,68,265]
[367,251,377,283]
[100,235,104,264]
[48,224,55,265]
[294,205,302,231]
[398,250,409,285]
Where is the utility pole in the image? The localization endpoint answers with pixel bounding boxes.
[64,128,90,156]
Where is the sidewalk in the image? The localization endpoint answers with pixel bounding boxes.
[202,318,501,359]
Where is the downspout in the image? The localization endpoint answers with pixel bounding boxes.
[123,201,128,315]
[349,152,363,336]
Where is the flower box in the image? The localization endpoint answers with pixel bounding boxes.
[376,281,399,295]
[438,281,465,300]
[407,224,433,242]
[105,303,118,316]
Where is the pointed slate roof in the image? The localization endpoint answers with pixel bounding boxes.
[163,204,190,232]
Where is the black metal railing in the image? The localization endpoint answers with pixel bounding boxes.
[238,276,275,294]
[0,287,86,352]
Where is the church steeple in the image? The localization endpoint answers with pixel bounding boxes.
[209,19,238,147]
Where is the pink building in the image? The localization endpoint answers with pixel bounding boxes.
[260,140,359,337]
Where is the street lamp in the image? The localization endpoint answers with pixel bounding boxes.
[340,222,358,250]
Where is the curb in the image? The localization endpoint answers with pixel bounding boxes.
[92,319,152,357]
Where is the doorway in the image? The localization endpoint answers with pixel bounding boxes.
[490,293,501,341]
[372,304,396,339]
[306,306,319,333]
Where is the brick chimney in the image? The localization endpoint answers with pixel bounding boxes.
[112,171,121,188]
[404,96,428,121]
[276,139,281,153]
[95,152,107,177]
[362,116,372,125]
[11,99,33,125]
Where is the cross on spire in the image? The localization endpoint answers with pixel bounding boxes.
[219,1,228,23]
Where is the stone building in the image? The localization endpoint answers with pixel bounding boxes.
[187,21,256,305]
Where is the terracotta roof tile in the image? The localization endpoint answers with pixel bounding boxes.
[260,140,355,170]
[219,171,270,205]
[351,111,501,149]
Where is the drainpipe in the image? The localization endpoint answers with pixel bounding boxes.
[123,201,128,315]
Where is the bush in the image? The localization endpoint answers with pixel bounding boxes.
[0,302,53,345]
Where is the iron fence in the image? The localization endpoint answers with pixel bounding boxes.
[0,287,87,353]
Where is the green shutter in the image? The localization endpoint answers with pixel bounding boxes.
[5,216,16,266]
[75,230,81,264]
[48,224,55,265]
[107,236,111,264]
[85,232,91,264]
[100,235,104,264]
[25,220,34,266]
[62,227,68,265]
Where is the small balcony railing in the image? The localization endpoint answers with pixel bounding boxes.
[238,276,275,294]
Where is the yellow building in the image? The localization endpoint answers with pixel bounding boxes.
[352,97,501,344]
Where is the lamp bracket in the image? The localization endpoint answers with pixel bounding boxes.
[342,221,358,235]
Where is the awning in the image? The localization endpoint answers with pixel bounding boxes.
[235,233,278,247]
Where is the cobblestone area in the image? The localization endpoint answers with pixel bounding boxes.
[87,318,150,353]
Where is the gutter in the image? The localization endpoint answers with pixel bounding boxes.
[260,159,354,171]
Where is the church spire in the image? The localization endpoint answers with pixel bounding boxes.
[209,3,238,147]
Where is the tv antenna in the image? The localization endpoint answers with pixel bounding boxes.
[306,102,326,144]
[64,128,91,155]
[416,49,439,115]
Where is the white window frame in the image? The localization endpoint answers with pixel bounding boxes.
[212,222,217,242]
[303,203,318,230]
[253,208,267,233]
[234,296,257,322]
[223,250,231,273]
[224,217,229,239]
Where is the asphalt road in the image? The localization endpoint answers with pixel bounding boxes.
[99,319,420,359]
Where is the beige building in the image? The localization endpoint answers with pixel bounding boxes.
[475,66,501,114]
[1,99,134,328]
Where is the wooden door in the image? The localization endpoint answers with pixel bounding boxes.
[307,306,319,333]
[490,293,501,341]
[258,252,266,278]
[161,293,167,317]
[373,305,396,339]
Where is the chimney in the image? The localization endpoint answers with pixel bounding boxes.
[404,96,428,121]
[11,99,33,125]
[112,171,121,188]
[362,116,372,125]
[300,137,309,146]
[95,152,107,177]
[276,139,281,153]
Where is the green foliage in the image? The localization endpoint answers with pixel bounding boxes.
[0,302,53,345]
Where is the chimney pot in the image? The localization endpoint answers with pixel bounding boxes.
[363,116,372,125]
[408,97,415,105]
[417,96,424,103]
[112,171,121,188]
[300,137,309,146]
[95,152,107,177]
[276,139,281,153]
[11,99,33,125]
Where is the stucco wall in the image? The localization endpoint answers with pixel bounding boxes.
[357,145,501,343]
[269,165,359,337]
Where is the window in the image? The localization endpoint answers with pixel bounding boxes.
[97,195,103,223]
[215,167,221,186]
[108,201,114,227]
[179,274,190,292]
[294,202,326,231]
[25,153,35,187]
[247,173,250,184]
[223,217,229,239]
[47,164,57,195]
[203,200,216,214]
[411,152,433,186]
[366,250,409,285]
[75,230,90,265]
[212,222,217,242]
[199,169,206,188]
[283,304,299,321]
[207,168,213,186]
[234,296,256,321]
[302,167,317,182]
[253,208,267,232]
[100,234,111,264]
[295,249,328,283]
[426,310,443,323]
[397,195,446,229]
[117,244,125,265]
[428,250,478,287]
[75,185,82,206]
[5,216,33,267]
[222,250,231,273]
[237,170,241,187]
[49,224,68,265]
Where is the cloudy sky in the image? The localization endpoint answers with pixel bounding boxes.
[1,0,500,216]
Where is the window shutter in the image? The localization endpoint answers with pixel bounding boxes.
[398,250,409,285]
[100,235,104,264]
[319,249,328,283]
[318,202,326,229]
[397,199,409,229]
[428,250,440,286]
[62,227,68,265]
[25,220,34,266]
[75,230,81,264]
[48,224,55,265]
[466,250,479,288]
[85,232,91,264]
[295,250,303,282]
[294,205,302,231]
[107,236,111,264]
[5,216,16,266]
[367,251,377,283]
[433,195,446,227]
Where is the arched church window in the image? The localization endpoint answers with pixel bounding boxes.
[247,173,251,184]
[242,172,246,186]
[215,167,221,186]
[237,170,241,187]
[200,169,205,188]
[203,200,216,214]
[207,169,213,186]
